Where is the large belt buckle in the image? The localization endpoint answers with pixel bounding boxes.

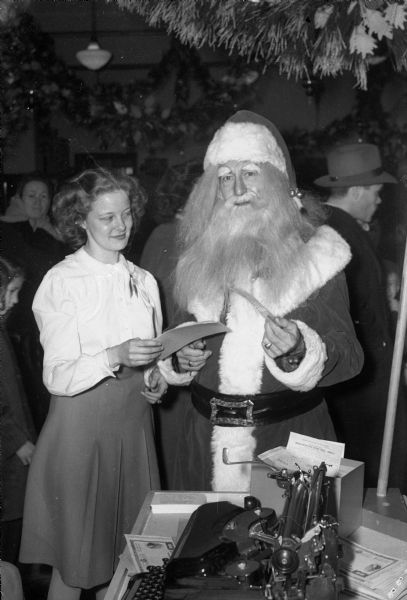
[209,397,254,426]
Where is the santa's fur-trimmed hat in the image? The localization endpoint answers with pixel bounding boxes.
[203,110,298,192]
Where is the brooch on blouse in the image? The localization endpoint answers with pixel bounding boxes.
[129,273,138,297]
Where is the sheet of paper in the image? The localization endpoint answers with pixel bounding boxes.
[156,321,229,359]
[340,537,407,600]
[125,534,175,572]
[258,433,345,477]
[258,446,308,473]
[287,432,344,476]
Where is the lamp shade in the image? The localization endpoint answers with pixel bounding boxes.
[76,41,112,70]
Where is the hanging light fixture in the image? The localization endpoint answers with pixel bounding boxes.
[76,0,112,71]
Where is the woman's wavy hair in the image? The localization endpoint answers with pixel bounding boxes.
[0,255,24,314]
[52,168,148,249]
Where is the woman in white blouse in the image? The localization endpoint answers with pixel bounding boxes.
[19,169,167,600]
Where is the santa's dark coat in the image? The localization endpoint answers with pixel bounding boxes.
[160,225,364,491]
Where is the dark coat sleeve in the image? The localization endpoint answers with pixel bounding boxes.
[0,388,30,458]
[287,271,364,388]
[0,329,36,457]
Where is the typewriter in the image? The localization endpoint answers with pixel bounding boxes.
[164,461,343,599]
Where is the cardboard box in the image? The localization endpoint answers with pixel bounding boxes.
[250,457,364,538]
[328,458,364,537]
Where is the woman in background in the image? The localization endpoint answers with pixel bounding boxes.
[0,255,36,565]
[19,169,167,600]
[1,173,62,243]
[1,173,68,432]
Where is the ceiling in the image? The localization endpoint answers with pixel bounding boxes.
[27,0,231,81]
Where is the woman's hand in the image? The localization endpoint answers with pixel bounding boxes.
[262,316,304,359]
[176,339,212,372]
[142,366,168,404]
[107,338,163,368]
[16,441,35,466]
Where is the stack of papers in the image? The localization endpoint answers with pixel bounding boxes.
[340,538,407,599]
[156,321,229,359]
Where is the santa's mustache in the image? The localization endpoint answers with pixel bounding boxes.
[225,191,260,206]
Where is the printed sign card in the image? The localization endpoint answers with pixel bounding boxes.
[258,432,345,477]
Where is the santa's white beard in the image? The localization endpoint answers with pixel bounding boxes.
[175,197,305,308]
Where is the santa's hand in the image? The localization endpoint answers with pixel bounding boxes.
[176,339,212,372]
[16,441,35,466]
[262,316,304,359]
[142,367,168,404]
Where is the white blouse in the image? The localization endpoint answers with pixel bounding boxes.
[33,247,163,397]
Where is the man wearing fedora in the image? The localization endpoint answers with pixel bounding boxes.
[315,142,407,491]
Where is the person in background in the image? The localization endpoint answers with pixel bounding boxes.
[19,169,168,600]
[314,143,407,491]
[140,160,202,489]
[0,255,36,566]
[1,173,62,242]
[375,157,407,330]
[157,110,364,493]
[0,173,68,433]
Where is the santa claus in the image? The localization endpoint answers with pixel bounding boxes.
[158,110,363,492]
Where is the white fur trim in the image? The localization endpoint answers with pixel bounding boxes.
[264,321,327,391]
[157,358,196,386]
[211,425,256,491]
[255,225,351,317]
[189,225,350,321]
[189,225,349,396]
[144,366,154,388]
[218,294,265,395]
[188,224,349,491]
[203,122,287,173]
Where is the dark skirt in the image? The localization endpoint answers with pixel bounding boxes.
[19,368,160,589]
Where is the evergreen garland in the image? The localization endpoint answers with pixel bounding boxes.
[116,0,407,89]
[1,9,406,176]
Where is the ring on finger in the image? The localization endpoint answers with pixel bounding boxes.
[188,360,193,367]
[264,340,272,350]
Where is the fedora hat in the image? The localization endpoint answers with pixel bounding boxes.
[314,143,397,187]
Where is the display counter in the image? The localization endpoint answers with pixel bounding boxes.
[105,488,407,600]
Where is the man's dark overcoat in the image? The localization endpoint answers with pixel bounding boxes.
[324,205,407,490]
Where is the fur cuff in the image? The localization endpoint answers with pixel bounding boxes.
[144,366,154,388]
[157,358,196,386]
[264,320,327,391]
[211,425,256,492]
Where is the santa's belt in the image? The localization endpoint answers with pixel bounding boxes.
[191,381,323,427]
